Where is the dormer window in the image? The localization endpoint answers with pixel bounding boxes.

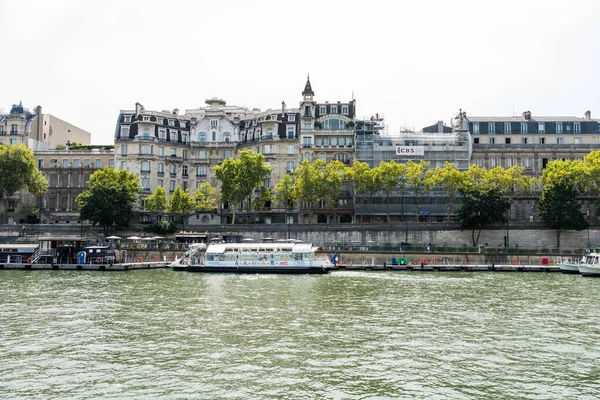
[320,106,326,114]
[155,117,162,125]
[124,115,131,123]
[169,119,175,127]
[289,115,296,122]
[331,106,337,113]
[180,121,186,129]
[143,116,151,122]
[342,106,348,114]
[210,119,219,127]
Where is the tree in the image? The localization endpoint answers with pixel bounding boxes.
[405,160,439,219]
[252,187,272,214]
[0,144,48,223]
[456,186,511,246]
[18,200,39,223]
[168,186,195,231]
[214,149,270,224]
[437,162,467,220]
[145,186,168,220]
[539,181,588,248]
[343,161,372,223]
[375,161,406,222]
[320,160,346,223]
[274,173,294,210]
[76,167,141,235]
[275,173,294,230]
[193,182,217,212]
[292,159,323,223]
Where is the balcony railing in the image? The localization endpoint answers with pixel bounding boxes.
[473,143,600,151]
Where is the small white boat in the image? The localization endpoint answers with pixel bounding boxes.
[558,258,581,274]
[577,253,600,277]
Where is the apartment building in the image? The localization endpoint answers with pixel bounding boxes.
[35,148,115,224]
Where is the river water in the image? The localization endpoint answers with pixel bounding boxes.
[1,270,599,399]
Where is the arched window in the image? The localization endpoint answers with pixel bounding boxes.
[212,132,216,142]
[223,132,231,143]
[319,153,326,161]
[322,118,346,130]
[143,128,150,138]
[334,153,348,162]
[199,132,206,142]
[303,152,311,161]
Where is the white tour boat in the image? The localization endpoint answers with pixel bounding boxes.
[171,241,332,274]
[577,253,600,277]
[558,257,581,274]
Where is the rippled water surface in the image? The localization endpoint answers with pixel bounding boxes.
[1,270,600,399]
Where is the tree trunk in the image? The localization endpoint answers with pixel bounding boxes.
[556,228,561,249]
[472,228,482,247]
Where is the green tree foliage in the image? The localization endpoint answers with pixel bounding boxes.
[76,167,141,235]
[539,181,588,248]
[321,160,346,222]
[542,160,584,189]
[343,161,372,223]
[0,144,48,204]
[456,186,511,246]
[274,173,294,211]
[292,159,323,223]
[405,160,439,219]
[18,200,39,223]
[214,149,270,224]
[145,186,169,216]
[193,182,217,212]
[167,186,195,230]
[436,162,467,220]
[252,187,272,213]
[485,165,533,197]
[375,161,406,222]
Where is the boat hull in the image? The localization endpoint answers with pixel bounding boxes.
[558,264,580,274]
[184,264,330,274]
[578,265,600,277]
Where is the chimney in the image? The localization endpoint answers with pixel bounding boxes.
[437,120,444,133]
[135,102,144,114]
[585,110,591,120]
[282,101,286,114]
[172,108,179,115]
[523,110,532,120]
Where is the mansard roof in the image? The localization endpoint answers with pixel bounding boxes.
[10,101,24,115]
[467,116,591,123]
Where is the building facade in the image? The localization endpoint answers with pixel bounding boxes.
[467,110,600,177]
[0,102,94,224]
[464,110,600,221]
[36,148,115,224]
[353,113,472,223]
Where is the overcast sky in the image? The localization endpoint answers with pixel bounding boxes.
[2,0,599,144]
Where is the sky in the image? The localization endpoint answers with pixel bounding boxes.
[2,0,599,144]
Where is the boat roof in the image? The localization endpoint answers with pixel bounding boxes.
[0,243,39,249]
[85,245,111,249]
[205,242,317,254]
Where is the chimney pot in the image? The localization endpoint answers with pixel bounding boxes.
[585,110,591,120]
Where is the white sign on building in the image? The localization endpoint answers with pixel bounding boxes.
[396,146,424,156]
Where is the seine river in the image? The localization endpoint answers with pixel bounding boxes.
[1,270,599,399]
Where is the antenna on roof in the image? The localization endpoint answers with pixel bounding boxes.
[512,104,515,117]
